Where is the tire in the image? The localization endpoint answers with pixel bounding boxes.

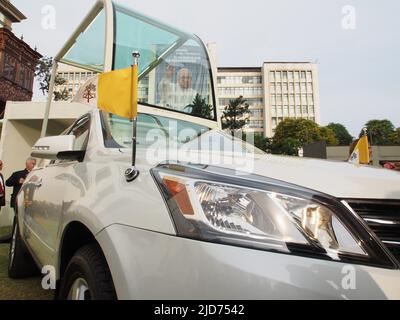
[58,244,116,300]
[8,218,39,279]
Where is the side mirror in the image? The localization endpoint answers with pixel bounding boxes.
[31,135,77,160]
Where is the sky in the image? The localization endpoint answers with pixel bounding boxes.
[11,0,400,136]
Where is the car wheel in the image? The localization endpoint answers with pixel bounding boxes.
[58,244,116,300]
[8,218,39,279]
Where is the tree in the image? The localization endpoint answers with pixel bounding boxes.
[271,118,338,156]
[361,120,396,145]
[319,127,339,146]
[277,137,303,156]
[390,128,400,145]
[327,123,353,146]
[242,132,272,152]
[186,94,214,119]
[35,56,69,101]
[221,96,250,136]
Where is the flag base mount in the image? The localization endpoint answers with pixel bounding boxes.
[125,166,140,182]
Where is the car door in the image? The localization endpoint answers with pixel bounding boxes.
[22,115,91,267]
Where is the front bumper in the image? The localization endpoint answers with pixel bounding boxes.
[96,224,400,300]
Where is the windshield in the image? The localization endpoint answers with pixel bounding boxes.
[102,113,264,157]
[113,2,216,120]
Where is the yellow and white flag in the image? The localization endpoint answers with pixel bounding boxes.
[73,66,138,119]
[348,135,370,165]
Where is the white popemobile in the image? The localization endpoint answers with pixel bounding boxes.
[8,0,400,300]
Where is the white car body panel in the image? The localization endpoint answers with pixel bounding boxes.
[15,109,400,299]
[97,224,400,300]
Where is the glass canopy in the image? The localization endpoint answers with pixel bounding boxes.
[61,0,217,121]
[63,10,106,72]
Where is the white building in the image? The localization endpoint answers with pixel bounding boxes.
[216,62,321,138]
[55,63,98,99]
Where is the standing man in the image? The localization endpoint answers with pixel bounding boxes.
[0,160,5,208]
[0,161,7,243]
[6,157,36,211]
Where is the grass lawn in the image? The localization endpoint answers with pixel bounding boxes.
[0,244,54,300]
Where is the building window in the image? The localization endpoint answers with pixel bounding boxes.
[288,71,294,81]
[269,71,275,81]
[276,71,281,82]
[301,71,306,80]
[289,94,295,105]
[307,71,312,81]
[283,95,288,105]
[283,106,289,117]
[282,71,288,81]
[3,54,16,81]
[19,67,26,88]
[294,71,299,81]
[271,106,276,116]
[307,83,313,93]
[248,120,264,129]
[277,106,283,117]
[308,94,314,104]
[250,109,263,118]
[247,98,263,106]
[270,83,275,93]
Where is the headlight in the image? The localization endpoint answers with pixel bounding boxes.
[152,163,397,268]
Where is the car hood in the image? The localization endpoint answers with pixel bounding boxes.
[116,145,400,200]
[172,150,400,200]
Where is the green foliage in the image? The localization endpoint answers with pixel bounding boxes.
[271,118,338,156]
[186,94,214,119]
[319,127,339,146]
[390,128,400,145]
[221,96,250,135]
[242,132,271,152]
[254,133,272,152]
[327,123,353,146]
[277,137,303,156]
[361,120,396,145]
[35,56,69,101]
[53,88,70,102]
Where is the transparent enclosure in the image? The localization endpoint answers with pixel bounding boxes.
[113,2,216,120]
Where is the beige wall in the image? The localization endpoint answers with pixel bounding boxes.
[327,146,400,166]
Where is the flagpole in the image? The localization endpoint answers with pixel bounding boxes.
[125,51,140,182]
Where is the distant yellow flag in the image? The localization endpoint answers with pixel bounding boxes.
[349,135,370,165]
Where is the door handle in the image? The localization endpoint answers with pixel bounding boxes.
[33,179,42,188]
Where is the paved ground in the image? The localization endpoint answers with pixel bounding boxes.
[0,243,53,300]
